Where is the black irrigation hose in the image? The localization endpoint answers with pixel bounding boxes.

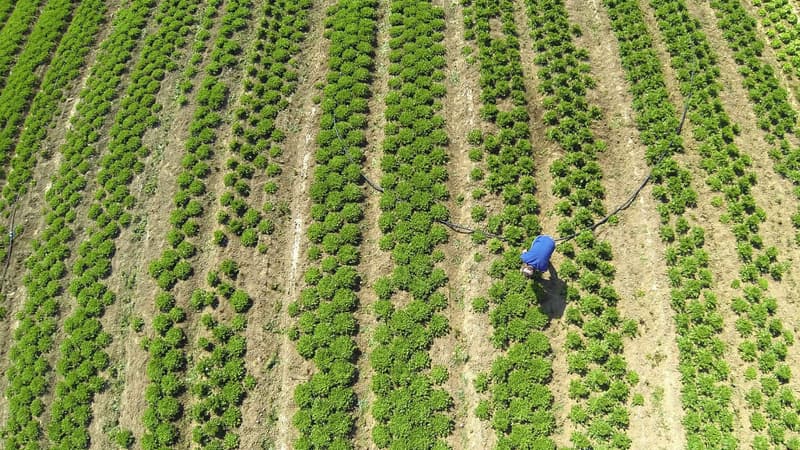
[329,71,693,246]
[331,116,506,240]
[553,71,694,243]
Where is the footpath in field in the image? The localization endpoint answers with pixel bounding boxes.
[351,0,388,445]
[436,0,497,447]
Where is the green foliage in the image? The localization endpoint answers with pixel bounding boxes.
[115,429,134,448]
[472,297,489,313]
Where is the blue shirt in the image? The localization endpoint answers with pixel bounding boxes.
[521,235,555,271]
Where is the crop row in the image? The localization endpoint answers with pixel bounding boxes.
[0,0,18,29]
[216,0,310,251]
[1,1,158,448]
[143,1,251,448]
[174,0,219,106]
[706,0,800,446]
[602,0,734,446]
[190,0,312,446]
[708,1,800,246]
[650,0,799,446]
[287,1,376,448]
[0,0,43,89]
[526,0,640,447]
[46,0,202,448]
[186,260,254,448]
[748,0,800,81]
[368,0,455,447]
[0,0,78,177]
[461,1,557,448]
[0,0,106,208]
[0,0,107,313]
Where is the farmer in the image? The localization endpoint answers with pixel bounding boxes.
[520,235,555,278]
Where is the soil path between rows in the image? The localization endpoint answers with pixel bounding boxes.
[435,0,496,448]
[350,0,390,446]
[272,0,335,447]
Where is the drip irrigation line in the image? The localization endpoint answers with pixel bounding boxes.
[552,70,694,242]
[328,70,693,246]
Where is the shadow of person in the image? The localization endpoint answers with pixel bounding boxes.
[536,264,566,318]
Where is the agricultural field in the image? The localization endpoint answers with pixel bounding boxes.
[4,0,800,448]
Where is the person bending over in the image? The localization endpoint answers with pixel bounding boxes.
[520,235,555,278]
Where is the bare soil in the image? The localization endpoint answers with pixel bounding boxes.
[349,0,391,447]
[436,0,497,448]
[270,0,334,447]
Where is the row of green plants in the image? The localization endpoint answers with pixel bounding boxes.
[709,1,800,244]
[0,0,19,29]
[187,260,254,448]
[705,0,800,447]
[0,0,107,302]
[187,0,312,446]
[603,0,784,446]
[526,0,639,447]
[748,0,800,82]
[143,1,252,448]
[0,0,106,206]
[603,0,735,446]
[287,1,376,448]
[173,0,220,106]
[461,1,557,448]
[1,1,158,448]
[370,0,454,447]
[216,0,310,251]
[47,0,202,448]
[0,0,77,175]
[0,0,43,89]
[650,1,798,447]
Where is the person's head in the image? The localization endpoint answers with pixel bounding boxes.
[521,265,535,278]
